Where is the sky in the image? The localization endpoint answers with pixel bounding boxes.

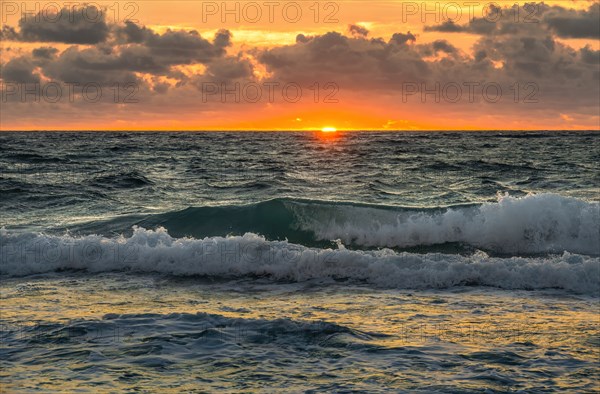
[0,0,599,130]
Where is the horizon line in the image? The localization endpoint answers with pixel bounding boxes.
[1,129,599,133]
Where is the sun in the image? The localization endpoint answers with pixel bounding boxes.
[321,127,337,133]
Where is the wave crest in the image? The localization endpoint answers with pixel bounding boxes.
[67,193,600,255]
[292,193,600,255]
[1,227,598,294]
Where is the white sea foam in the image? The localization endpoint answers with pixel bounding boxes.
[1,227,598,294]
[290,193,600,255]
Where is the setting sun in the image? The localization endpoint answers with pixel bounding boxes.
[321,127,337,133]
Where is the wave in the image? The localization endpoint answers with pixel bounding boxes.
[89,171,154,189]
[69,193,599,255]
[290,193,600,255]
[3,312,373,347]
[1,227,598,294]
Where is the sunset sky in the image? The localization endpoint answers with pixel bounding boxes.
[1,0,599,130]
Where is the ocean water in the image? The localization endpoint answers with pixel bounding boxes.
[1,131,599,392]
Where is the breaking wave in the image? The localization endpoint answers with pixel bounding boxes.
[68,193,599,255]
[1,227,598,294]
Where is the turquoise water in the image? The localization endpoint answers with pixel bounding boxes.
[1,131,599,392]
[1,131,599,228]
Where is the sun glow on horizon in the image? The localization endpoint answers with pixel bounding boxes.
[321,127,337,133]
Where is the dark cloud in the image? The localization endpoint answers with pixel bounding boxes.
[145,29,224,62]
[16,5,110,44]
[112,24,231,65]
[348,24,369,37]
[390,32,416,46]
[470,33,587,82]
[1,57,40,83]
[255,20,598,115]
[0,5,232,92]
[2,8,233,84]
[296,34,313,44]
[32,47,59,59]
[580,46,600,64]
[4,4,234,56]
[205,56,254,82]
[544,3,600,38]
[259,31,430,88]
[28,27,233,86]
[40,46,142,85]
[425,3,599,39]
[432,40,456,54]
[424,17,496,35]
[114,21,153,44]
[188,55,256,97]
[0,25,19,40]
[424,21,465,33]
[213,29,232,50]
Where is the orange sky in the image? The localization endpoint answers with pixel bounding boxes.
[1,1,599,130]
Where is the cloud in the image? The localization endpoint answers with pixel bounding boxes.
[543,3,600,38]
[3,4,234,63]
[424,21,464,33]
[1,46,60,83]
[0,25,19,40]
[258,31,429,88]
[1,56,40,83]
[1,2,598,129]
[131,28,231,64]
[40,45,151,85]
[114,21,154,44]
[254,20,598,116]
[204,55,254,81]
[580,46,600,64]
[348,24,369,37]
[9,27,234,86]
[425,3,600,39]
[390,32,416,46]
[432,40,457,54]
[16,5,110,44]
[32,47,59,59]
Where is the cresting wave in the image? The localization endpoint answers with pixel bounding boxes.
[70,193,599,255]
[290,193,600,255]
[1,227,599,294]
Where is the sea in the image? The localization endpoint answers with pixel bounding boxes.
[1,131,599,392]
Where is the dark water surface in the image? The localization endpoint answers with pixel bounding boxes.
[1,131,599,392]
